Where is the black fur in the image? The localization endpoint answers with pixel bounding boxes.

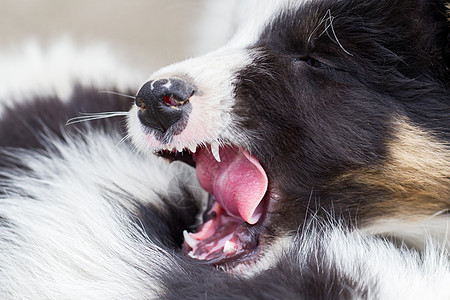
[0,86,132,150]
[232,0,449,236]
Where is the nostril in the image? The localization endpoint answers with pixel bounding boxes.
[136,98,147,110]
[163,90,195,108]
[163,96,181,107]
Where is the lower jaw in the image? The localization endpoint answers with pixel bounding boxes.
[181,197,264,267]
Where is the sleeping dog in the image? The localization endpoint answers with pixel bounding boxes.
[0,0,449,298]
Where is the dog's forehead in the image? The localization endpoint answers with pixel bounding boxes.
[228,0,313,47]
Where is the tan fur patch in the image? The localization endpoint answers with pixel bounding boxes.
[339,118,449,221]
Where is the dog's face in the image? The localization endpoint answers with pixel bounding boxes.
[128,0,449,268]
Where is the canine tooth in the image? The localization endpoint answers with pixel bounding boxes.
[183,230,199,248]
[223,240,236,254]
[211,141,221,162]
[189,144,197,153]
[187,251,196,259]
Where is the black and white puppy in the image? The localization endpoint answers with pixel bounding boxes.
[0,0,449,299]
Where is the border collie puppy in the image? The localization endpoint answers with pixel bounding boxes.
[0,0,449,298]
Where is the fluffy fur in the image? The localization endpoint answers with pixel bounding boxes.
[0,0,449,299]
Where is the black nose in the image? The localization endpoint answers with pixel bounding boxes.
[135,78,195,133]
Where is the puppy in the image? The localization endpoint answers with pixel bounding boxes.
[0,0,449,298]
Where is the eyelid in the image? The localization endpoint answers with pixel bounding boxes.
[293,56,326,68]
[306,57,324,68]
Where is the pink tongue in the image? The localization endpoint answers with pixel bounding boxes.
[196,146,268,224]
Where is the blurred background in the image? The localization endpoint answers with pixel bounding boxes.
[0,0,234,71]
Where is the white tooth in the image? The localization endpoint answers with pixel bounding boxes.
[211,141,221,162]
[223,240,236,254]
[189,144,197,153]
[183,230,199,248]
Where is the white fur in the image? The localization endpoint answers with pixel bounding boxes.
[361,215,450,251]
[0,130,205,299]
[313,226,450,299]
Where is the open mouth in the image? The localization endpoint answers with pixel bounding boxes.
[158,143,269,266]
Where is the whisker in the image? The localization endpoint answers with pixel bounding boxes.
[308,9,353,56]
[66,111,129,126]
[308,9,329,43]
[99,90,136,100]
[78,112,129,116]
[116,133,131,148]
[318,10,334,39]
[326,12,353,56]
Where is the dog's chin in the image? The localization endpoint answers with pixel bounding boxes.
[156,142,276,269]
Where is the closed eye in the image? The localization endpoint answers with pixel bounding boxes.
[293,56,327,69]
[305,57,325,68]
